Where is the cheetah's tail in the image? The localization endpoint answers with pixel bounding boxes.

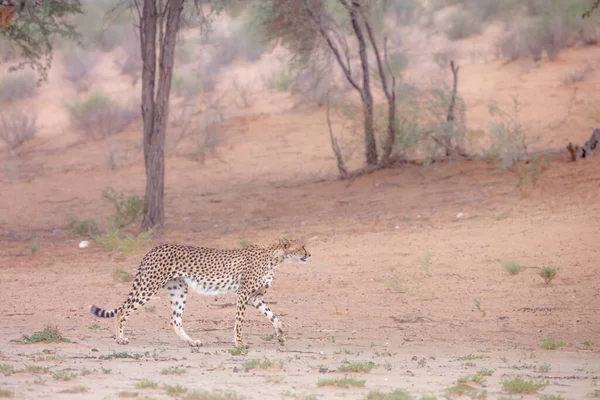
[89,304,119,318]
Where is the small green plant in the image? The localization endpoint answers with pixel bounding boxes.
[99,352,143,360]
[539,266,558,284]
[112,266,132,282]
[100,367,112,374]
[260,334,274,341]
[101,187,145,229]
[145,305,156,312]
[0,364,15,376]
[52,370,78,381]
[337,361,375,373]
[458,373,487,385]
[161,366,187,375]
[88,323,100,330]
[12,327,71,344]
[476,368,494,376]
[164,384,188,396]
[416,251,432,277]
[228,346,249,356]
[317,376,365,388]
[25,365,50,374]
[457,354,486,361]
[242,359,275,370]
[540,338,565,350]
[588,390,600,398]
[500,259,521,275]
[60,385,89,394]
[267,69,292,92]
[68,216,99,237]
[365,389,414,399]
[30,236,39,255]
[239,239,251,248]
[501,376,548,393]
[541,395,565,400]
[474,299,487,317]
[136,379,158,389]
[0,389,13,398]
[65,91,137,140]
[536,362,551,372]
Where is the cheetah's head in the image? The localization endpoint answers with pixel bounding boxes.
[278,237,311,264]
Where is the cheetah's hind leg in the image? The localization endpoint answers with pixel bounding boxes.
[165,278,202,347]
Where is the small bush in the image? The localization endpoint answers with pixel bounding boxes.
[444,10,483,40]
[101,187,145,229]
[66,91,137,140]
[112,266,132,282]
[172,72,204,101]
[563,63,596,85]
[116,33,142,85]
[501,376,548,393]
[540,338,565,350]
[365,389,414,400]
[62,48,98,92]
[338,361,375,373]
[0,70,37,102]
[12,327,71,344]
[266,69,292,92]
[68,216,99,237]
[0,110,37,150]
[316,376,366,388]
[500,259,521,275]
[539,266,558,284]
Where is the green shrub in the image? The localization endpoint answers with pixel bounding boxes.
[66,91,137,140]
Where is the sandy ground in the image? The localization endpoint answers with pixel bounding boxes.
[1,15,600,400]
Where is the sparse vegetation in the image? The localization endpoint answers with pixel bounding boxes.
[12,327,71,344]
[541,395,565,400]
[539,266,558,284]
[60,385,89,394]
[317,376,366,388]
[0,365,15,376]
[161,366,187,375]
[540,338,566,350]
[0,389,13,398]
[444,10,483,40]
[99,352,144,360]
[0,110,38,151]
[164,383,188,396]
[65,91,137,140]
[184,390,245,399]
[242,359,277,370]
[228,346,249,356]
[52,369,78,381]
[588,390,600,398]
[88,323,100,330]
[501,376,548,393]
[136,379,159,389]
[337,361,375,373]
[500,259,521,275]
[119,392,139,398]
[365,389,414,400]
[62,48,98,92]
[68,216,99,237]
[457,354,486,361]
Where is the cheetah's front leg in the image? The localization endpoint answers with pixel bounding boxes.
[233,291,250,348]
[248,294,285,346]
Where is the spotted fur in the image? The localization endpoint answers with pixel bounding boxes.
[567,128,600,161]
[89,237,310,348]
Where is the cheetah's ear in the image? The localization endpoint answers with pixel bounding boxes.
[279,237,292,249]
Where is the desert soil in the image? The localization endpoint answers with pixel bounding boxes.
[1,23,600,400]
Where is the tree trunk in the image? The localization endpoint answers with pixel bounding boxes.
[345,0,377,166]
[140,0,185,232]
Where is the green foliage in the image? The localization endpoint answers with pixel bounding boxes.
[112,266,132,282]
[338,361,375,373]
[101,187,145,229]
[365,389,414,400]
[184,391,246,399]
[99,352,143,360]
[65,91,137,140]
[161,366,187,375]
[317,376,366,388]
[68,216,99,237]
[540,338,566,350]
[12,327,71,344]
[136,379,159,389]
[228,346,249,356]
[0,109,37,150]
[500,259,521,275]
[500,376,548,393]
[0,364,15,376]
[539,266,558,284]
[266,68,292,92]
[2,0,82,81]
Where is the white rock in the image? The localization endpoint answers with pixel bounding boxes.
[78,240,90,248]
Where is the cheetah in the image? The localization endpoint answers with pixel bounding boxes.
[89,237,311,348]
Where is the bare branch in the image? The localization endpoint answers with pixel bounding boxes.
[326,95,348,179]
